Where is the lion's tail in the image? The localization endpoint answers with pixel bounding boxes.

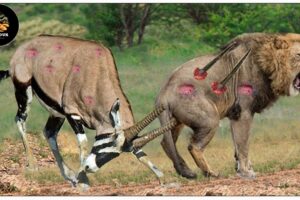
[0,70,10,81]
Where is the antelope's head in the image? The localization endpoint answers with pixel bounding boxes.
[83,99,172,173]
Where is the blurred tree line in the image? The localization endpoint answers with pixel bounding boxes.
[5,3,300,49]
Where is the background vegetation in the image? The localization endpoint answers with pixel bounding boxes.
[1,3,300,184]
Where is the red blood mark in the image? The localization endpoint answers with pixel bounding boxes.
[178,84,195,95]
[95,47,102,56]
[45,65,54,73]
[238,84,253,96]
[26,48,38,58]
[54,43,64,51]
[194,68,208,80]
[72,65,81,73]
[84,96,94,105]
[211,81,227,95]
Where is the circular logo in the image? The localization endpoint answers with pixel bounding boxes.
[0,4,18,46]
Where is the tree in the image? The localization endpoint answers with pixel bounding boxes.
[183,4,219,25]
[84,4,156,48]
[120,4,155,47]
[83,4,124,48]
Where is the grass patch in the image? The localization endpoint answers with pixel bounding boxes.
[0,182,19,194]
[9,155,20,163]
[25,168,65,185]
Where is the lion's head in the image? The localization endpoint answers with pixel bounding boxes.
[252,33,300,96]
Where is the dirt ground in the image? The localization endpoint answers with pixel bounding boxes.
[1,135,300,196]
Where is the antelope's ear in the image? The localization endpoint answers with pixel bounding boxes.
[109,98,121,129]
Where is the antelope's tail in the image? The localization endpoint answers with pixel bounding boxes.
[0,70,10,81]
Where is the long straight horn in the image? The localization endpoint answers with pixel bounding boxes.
[211,49,251,95]
[132,118,177,149]
[124,106,165,142]
[220,49,251,85]
[194,41,238,80]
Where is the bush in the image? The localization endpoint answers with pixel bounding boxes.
[200,4,300,47]
[15,17,87,46]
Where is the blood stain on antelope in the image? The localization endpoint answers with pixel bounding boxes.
[26,48,38,58]
[238,84,253,96]
[178,84,196,96]
[95,47,102,57]
[84,96,94,105]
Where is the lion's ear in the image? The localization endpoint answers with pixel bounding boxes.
[273,37,289,49]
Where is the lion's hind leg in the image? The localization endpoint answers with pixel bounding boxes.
[188,126,219,178]
[161,124,197,179]
[185,99,220,178]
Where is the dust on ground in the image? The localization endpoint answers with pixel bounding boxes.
[1,134,300,196]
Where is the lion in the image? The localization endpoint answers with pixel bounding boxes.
[156,33,300,179]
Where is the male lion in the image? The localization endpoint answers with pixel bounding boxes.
[156,33,300,179]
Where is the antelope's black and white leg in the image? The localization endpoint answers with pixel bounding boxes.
[132,148,164,183]
[67,115,89,188]
[14,81,37,170]
[43,115,78,186]
[83,99,123,173]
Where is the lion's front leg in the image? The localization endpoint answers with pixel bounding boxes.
[230,110,255,179]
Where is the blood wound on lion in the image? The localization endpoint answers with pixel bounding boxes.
[178,84,196,95]
[238,84,253,96]
[72,65,81,73]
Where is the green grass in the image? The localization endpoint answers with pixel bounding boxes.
[25,169,65,185]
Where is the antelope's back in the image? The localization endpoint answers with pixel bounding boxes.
[10,35,134,129]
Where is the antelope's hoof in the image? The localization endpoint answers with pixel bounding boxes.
[237,169,256,179]
[77,170,90,189]
[78,183,90,192]
[69,179,78,188]
[66,172,79,187]
[203,170,219,178]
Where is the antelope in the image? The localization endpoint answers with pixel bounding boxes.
[0,35,176,188]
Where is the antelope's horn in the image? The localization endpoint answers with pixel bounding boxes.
[202,41,238,71]
[220,49,252,85]
[132,118,177,149]
[124,105,165,141]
